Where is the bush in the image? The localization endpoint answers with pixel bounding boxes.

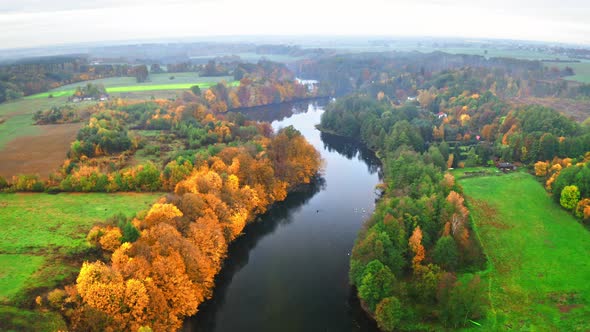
[47,289,66,309]
[13,175,44,192]
[45,186,61,194]
[0,176,8,189]
[560,185,580,210]
[439,274,487,328]
[375,297,402,332]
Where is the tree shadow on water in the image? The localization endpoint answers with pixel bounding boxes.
[321,131,382,176]
[183,176,326,332]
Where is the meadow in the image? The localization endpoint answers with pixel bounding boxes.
[458,171,590,331]
[0,193,161,299]
[0,192,161,330]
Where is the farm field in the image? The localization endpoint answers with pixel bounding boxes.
[25,73,238,99]
[509,96,590,122]
[327,42,575,61]
[458,171,590,331]
[0,97,93,179]
[0,192,161,330]
[0,97,90,150]
[0,122,82,179]
[544,61,590,84]
[189,52,304,63]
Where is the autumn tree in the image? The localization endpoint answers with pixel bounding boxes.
[560,185,580,210]
[534,161,549,177]
[408,226,425,270]
[575,198,590,220]
[445,191,470,248]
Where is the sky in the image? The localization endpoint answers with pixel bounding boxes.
[1,0,589,49]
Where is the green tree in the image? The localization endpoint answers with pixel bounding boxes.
[190,85,202,96]
[0,176,8,189]
[358,260,396,311]
[375,296,402,332]
[433,236,459,270]
[560,185,580,210]
[439,274,487,327]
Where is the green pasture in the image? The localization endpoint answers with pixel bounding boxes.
[458,171,590,331]
[0,192,161,303]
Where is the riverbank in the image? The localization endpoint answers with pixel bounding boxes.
[186,101,382,332]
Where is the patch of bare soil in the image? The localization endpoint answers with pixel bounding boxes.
[0,123,82,180]
[470,199,511,229]
[510,97,590,122]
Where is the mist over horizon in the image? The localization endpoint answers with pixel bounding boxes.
[1,0,590,50]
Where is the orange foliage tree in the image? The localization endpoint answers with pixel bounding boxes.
[409,226,425,270]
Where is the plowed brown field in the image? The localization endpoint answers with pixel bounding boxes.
[0,123,82,179]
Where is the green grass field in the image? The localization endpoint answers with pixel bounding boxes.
[458,171,590,331]
[544,61,590,84]
[0,192,161,302]
[25,73,239,99]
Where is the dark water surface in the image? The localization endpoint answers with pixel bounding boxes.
[184,101,381,332]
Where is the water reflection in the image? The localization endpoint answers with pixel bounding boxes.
[320,132,381,176]
[184,177,325,332]
[236,98,329,124]
[186,100,381,332]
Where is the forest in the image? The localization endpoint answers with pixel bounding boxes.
[316,54,590,330]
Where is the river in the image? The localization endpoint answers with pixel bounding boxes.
[184,100,382,332]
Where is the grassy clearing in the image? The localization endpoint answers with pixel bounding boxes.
[0,193,161,255]
[458,171,590,331]
[0,193,161,303]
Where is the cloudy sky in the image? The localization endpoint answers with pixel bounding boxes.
[1,0,589,49]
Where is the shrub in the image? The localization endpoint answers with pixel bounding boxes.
[375,297,402,332]
[12,175,44,192]
[560,185,580,210]
[0,176,8,189]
